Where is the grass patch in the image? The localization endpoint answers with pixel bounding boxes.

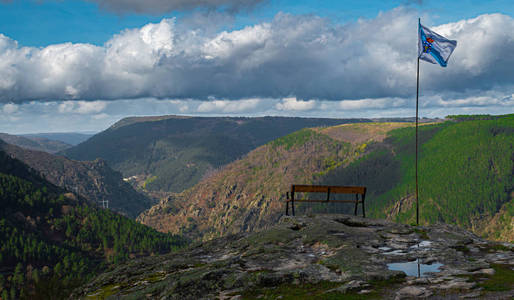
[477,264,514,292]
[452,244,470,253]
[239,276,405,300]
[239,281,367,300]
[486,244,513,252]
[86,284,121,299]
[142,175,157,190]
[270,128,329,150]
[413,228,429,240]
[146,272,167,283]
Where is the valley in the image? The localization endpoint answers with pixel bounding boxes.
[61,115,372,195]
[0,140,153,218]
[1,113,512,299]
[138,114,513,243]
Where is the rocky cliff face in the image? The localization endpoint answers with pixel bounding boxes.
[0,141,152,218]
[73,214,514,299]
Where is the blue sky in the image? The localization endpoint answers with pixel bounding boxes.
[2,0,513,47]
[0,0,513,133]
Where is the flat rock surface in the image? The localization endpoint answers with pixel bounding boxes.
[73,214,514,299]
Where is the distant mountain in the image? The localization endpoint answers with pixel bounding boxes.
[0,132,71,153]
[22,132,94,146]
[0,150,187,299]
[137,122,403,240]
[138,115,513,242]
[0,140,153,218]
[61,116,371,194]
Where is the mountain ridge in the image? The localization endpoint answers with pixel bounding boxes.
[138,115,513,242]
[0,140,153,218]
[0,133,71,154]
[61,116,372,194]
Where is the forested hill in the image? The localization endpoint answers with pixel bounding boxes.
[138,114,513,242]
[318,114,513,241]
[0,133,70,154]
[0,150,187,299]
[61,116,371,194]
[0,140,152,218]
[20,132,93,146]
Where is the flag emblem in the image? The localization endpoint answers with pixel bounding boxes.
[418,20,457,67]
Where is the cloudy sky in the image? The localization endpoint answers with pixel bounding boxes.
[1,0,513,134]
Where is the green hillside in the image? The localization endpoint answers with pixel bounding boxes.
[61,116,370,193]
[138,114,513,243]
[137,123,398,240]
[21,132,93,146]
[316,114,513,241]
[0,133,71,154]
[0,151,187,299]
[0,140,153,218]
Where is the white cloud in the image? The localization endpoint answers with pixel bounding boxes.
[0,94,511,135]
[169,100,190,112]
[0,9,513,116]
[2,103,18,114]
[338,98,407,110]
[275,97,316,111]
[58,101,107,114]
[428,94,514,108]
[92,113,110,120]
[197,98,262,112]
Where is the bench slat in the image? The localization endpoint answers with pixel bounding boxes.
[293,185,365,194]
[286,199,362,203]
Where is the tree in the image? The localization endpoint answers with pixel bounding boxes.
[13,263,23,287]
[10,286,15,300]
[32,269,40,283]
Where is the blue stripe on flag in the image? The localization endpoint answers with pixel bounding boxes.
[429,49,447,67]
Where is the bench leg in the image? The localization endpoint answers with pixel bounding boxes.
[292,200,295,216]
[285,201,289,216]
[354,194,358,216]
[362,194,366,218]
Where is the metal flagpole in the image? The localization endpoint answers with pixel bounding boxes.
[416,56,420,226]
[415,18,420,226]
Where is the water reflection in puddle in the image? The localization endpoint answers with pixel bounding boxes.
[410,240,432,249]
[387,260,443,277]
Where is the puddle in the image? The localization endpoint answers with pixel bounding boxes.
[387,260,443,277]
[383,249,406,256]
[410,240,432,249]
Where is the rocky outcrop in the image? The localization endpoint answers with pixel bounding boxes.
[73,214,514,299]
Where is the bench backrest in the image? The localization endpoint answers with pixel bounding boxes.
[291,184,366,195]
[285,184,366,217]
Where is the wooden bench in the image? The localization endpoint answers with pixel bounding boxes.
[285,184,366,217]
